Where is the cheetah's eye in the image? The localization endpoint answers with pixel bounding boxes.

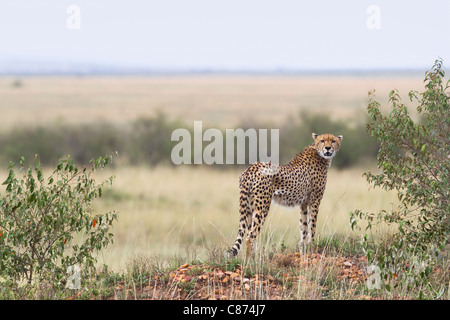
[320,140,324,143]
[332,140,336,143]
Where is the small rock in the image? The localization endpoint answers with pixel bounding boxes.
[343,261,353,267]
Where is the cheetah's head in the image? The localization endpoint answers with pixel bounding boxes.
[312,133,343,160]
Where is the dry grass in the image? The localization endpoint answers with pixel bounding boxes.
[0,75,423,131]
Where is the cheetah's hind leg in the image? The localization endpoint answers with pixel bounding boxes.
[226,183,252,258]
[226,162,274,258]
[245,193,272,257]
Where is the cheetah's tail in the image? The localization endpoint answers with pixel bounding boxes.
[227,178,252,258]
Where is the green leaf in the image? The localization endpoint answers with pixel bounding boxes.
[421,144,427,153]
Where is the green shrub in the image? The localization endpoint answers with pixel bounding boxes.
[350,59,449,298]
[0,155,117,288]
[126,112,183,166]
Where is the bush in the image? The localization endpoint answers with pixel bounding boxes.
[350,59,449,298]
[0,155,117,288]
[126,112,183,166]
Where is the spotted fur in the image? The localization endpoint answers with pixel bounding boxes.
[227,133,343,257]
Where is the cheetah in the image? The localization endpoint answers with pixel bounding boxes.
[227,133,343,257]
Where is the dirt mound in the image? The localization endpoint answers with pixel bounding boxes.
[131,252,370,300]
[274,252,368,284]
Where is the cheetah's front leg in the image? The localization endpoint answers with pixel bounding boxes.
[299,202,309,247]
[307,198,321,244]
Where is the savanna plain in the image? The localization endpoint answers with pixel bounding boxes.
[0,75,447,300]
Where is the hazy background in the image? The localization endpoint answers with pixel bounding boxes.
[0,1,448,270]
[0,0,449,72]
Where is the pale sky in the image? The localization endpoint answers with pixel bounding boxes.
[0,0,449,71]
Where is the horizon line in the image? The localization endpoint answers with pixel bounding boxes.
[0,67,427,77]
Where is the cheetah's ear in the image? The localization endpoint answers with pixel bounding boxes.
[312,133,319,140]
[337,135,343,141]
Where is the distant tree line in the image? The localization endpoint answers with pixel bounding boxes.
[0,111,378,169]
